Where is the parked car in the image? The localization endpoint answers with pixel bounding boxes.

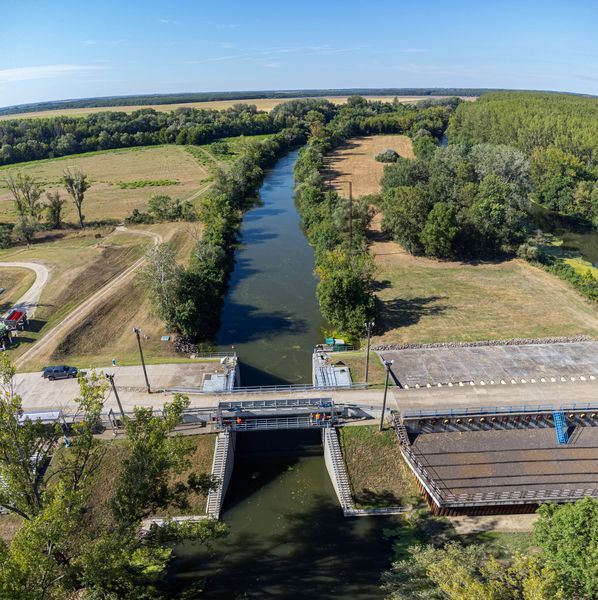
[42,365,78,381]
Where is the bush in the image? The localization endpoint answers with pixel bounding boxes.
[375,149,400,163]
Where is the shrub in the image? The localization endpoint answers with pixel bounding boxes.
[375,148,400,163]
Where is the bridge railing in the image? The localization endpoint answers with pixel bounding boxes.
[224,416,334,431]
[166,382,367,395]
[401,402,598,420]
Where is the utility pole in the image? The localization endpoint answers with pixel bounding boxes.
[133,327,151,394]
[380,358,394,432]
[105,373,126,422]
[364,321,374,384]
[348,181,353,251]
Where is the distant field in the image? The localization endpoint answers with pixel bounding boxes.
[325,135,414,198]
[0,137,257,223]
[0,268,36,313]
[0,96,476,120]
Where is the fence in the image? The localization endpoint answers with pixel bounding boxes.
[167,382,367,395]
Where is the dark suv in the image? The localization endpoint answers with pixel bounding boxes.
[42,366,78,381]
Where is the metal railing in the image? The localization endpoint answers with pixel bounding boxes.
[444,487,598,507]
[401,402,598,420]
[219,397,333,410]
[226,417,334,431]
[167,382,367,395]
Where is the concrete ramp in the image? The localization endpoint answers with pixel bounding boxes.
[206,430,236,519]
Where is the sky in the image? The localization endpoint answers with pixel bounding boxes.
[0,0,597,108]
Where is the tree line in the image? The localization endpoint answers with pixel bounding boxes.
[448,92,598,225]
[0,104,279,165]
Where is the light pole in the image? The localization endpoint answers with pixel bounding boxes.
[364,321,374,384]
[133,327,151,394]
[105,373,125,422]
[380,358,394,432]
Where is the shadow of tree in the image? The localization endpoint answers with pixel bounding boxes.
[380,296,450,331]
[354,488,402,508]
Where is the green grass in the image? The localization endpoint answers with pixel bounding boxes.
[339,425,422,508]
[331,350,388,386]
[117,179,178,189]
[373,255,598,344]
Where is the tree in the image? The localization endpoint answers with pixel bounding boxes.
[138,243,184,331]
[45,191,65,229]
[11,216,37,246]
[6,172,45,220]
[382,542,564,600]
[62,167,90,228]
[534,498,598,599]
[421,202,459,258]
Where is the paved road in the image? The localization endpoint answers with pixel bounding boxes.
[0,261,49,318]
[15,227,161,369]
[15,362,598,419]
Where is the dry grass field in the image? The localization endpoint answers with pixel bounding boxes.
[0,145,212,223]
[0,227,151,364]
[371,230,598,344]
[325,135,415,198]
[0,267,36,313]
[0,96,476,121]
[339,425,421,508]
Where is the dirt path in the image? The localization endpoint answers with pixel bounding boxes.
[0,262,49,318]
[15,227,162,369]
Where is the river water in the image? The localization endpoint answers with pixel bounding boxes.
[169,431,396,598]
[169,153,397,597]
[216,149,326,385]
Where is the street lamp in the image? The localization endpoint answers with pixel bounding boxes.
[133,327,151,394]
[364,321,375,384]
[105,373,125,422]
[380,358,394,432]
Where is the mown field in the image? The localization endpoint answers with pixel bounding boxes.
[325,135,598,346]
[0,267,36,314]
[339,425,421,508]
[0,96,476,121]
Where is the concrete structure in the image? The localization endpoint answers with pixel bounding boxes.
[393,405,598,515]
[201,354,239,392]
[380,341,598,388]
[323,427,355,514]
[312,351,353,388]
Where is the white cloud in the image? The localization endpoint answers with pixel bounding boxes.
[83,39,95,46]
[0,65,106,85]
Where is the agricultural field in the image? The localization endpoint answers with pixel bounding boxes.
[325,135,598,345]
[0,145,213,223]
[0,96,475,121]
[0,267,35,313]
[325,135,414,198]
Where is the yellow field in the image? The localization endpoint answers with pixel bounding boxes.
[0,96,476,121]
[325,135,415,198]
[0,145,212,223]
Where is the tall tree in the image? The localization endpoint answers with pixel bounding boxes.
[62,168,90,228]
[45,191,65,229]
[6,172,45,220]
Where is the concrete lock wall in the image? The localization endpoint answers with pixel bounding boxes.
[206,430,236,519]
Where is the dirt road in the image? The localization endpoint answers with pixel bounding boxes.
[0,262,49,318]
[14,227,161,369]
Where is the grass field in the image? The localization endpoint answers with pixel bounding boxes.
[325,135,414,198]
[325,135,598,345]
[0,145,212,223]
[0,96,476,121]
[0,267,36,313]
[0,227,151,364]
[339,425,421,508]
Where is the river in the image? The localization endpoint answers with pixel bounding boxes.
[168,152,397,597]
[216,149,326,385]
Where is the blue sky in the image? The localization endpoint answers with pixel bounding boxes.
[1,0,597,107]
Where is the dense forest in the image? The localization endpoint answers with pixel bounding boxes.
[0,88,488,115]
[448,92,598,224]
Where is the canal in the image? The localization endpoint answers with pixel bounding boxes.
[217,149,326,385]
[169,431,397,598]
[169,152,397,597]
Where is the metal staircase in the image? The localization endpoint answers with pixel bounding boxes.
[206,430,232,519]
[552,411,569,445]
[323,428,354,512]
